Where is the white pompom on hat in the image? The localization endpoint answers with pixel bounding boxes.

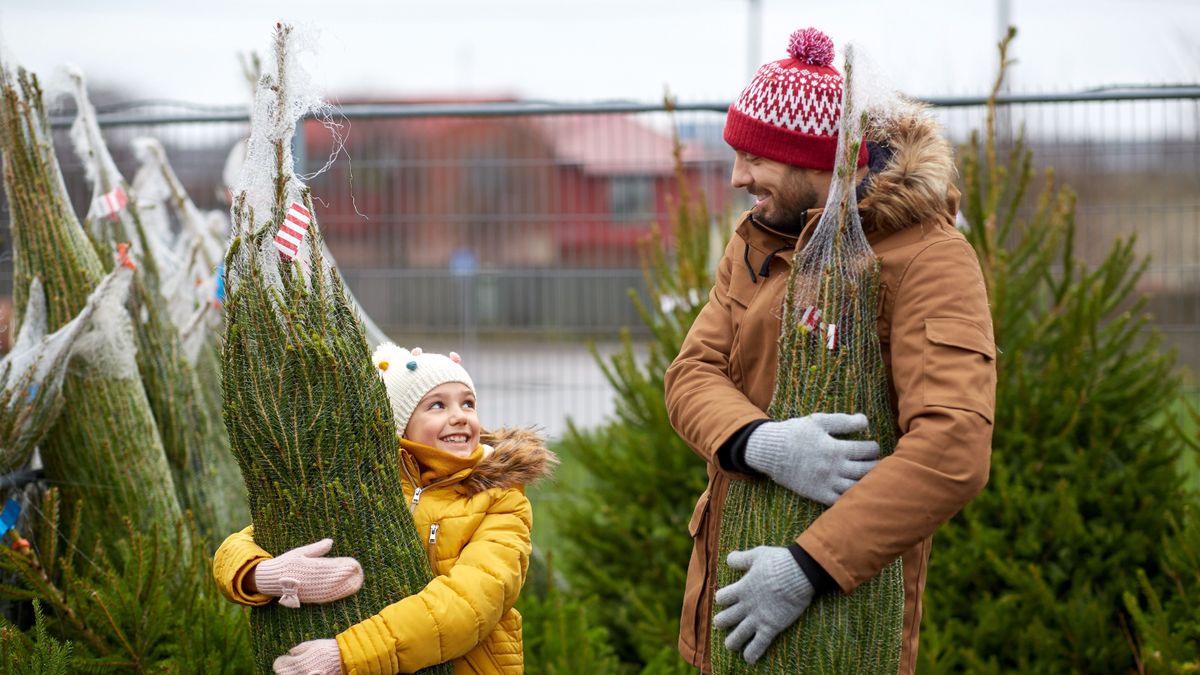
[372,342,476,434]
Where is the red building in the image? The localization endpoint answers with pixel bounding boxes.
[304,99,731,270]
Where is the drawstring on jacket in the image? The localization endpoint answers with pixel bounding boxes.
[742,240,794,284]
[743,240,758,284]
[742,213,803,284]
[759,244,791,279]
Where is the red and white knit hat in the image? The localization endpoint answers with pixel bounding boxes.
[724,27,867,171]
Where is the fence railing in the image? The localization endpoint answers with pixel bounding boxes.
[1,88,1196,435]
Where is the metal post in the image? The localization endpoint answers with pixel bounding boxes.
[995,0,1014,161]
[292,118,307,177]
[747,0,763,80]
[997,0,1013,91]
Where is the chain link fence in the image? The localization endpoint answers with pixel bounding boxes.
[1,90,1196,436]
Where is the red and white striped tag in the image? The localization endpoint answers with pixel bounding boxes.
[92,187,128,220]
[800,306,838,350]
[825,323,838,351]
[800,307,823,332]
[273,202,311,261]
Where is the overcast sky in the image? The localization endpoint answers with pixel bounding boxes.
[1,0,1197,107]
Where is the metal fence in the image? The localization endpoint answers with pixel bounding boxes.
[1,89,1197,437]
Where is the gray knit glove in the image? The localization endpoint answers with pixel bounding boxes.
[714,546,815,664]
[273,638,341,675]
[744,413,880,506]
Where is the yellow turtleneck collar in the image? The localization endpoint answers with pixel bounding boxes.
[399,437,484,487]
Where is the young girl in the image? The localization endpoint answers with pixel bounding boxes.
[214,343,556,674]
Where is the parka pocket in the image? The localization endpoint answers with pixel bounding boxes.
[922,317,997,422]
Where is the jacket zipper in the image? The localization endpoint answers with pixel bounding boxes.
[396,449,459,569]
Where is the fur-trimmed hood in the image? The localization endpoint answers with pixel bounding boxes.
[857,101,959,233]
[461,426,558,495]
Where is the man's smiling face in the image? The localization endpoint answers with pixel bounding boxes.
[730,151,825,231]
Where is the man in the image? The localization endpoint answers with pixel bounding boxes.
[664,27,996,674]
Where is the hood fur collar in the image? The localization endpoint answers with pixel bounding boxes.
[858,101,958,233]
[461,427,558,495]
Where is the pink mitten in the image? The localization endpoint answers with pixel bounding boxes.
[253,539,363,609]
[273,638,342,675]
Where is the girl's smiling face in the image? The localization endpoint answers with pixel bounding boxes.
[403,382,480,457]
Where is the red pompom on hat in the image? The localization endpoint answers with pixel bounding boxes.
[724,27,867,171]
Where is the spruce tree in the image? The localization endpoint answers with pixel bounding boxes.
[1123,498,1200,672]
[544,103,712,670]
[917,29,1196,673]
[516,555,623,675]
[0,602,73,675]
[0,488,253,673]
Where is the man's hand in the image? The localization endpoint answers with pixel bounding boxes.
[253,539,363,609]
[273,638,341,675]
[744,413,879,505]
[714,546,815,664]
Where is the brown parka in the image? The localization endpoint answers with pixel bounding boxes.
[664,110,996,675]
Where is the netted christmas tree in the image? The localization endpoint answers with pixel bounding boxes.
[0,63,182,549]
[222,23,448,674]
[0,273,125,475]
[66,68,246,539]
[712,47,904,674]
[130,137,231,492]
[130,137,227,355]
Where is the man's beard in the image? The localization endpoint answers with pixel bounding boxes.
[754,172,821,232]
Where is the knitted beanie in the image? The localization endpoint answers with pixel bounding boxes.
[724,27,868,171]
[372,342,476,434]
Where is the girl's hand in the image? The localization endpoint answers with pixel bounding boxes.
[253,539,363,608]
[273,638,341,675]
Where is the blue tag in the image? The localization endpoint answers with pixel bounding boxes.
[0,498,20,538]
[214,263,226,304]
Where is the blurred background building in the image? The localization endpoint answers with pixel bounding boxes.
[0,0,1196,436]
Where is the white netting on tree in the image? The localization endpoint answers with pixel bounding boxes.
[68,263,140,381]
[132,137,225,348]
[0,271,128,471]
[65,66,143,252]
[230,28,328,299]
[67,69,248,538]
[129,138,184,271]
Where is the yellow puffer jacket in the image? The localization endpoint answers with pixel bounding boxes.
[213,428,556,674]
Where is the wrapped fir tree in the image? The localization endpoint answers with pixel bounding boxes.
[131,137,231,490]
[0,274,122,474]
[66,68,247,539]
[0,64,182,548]
[222,24,448,674]
[712,48,904,674]
[130,136,226,355]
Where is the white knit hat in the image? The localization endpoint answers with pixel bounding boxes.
[372,342,476,434]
